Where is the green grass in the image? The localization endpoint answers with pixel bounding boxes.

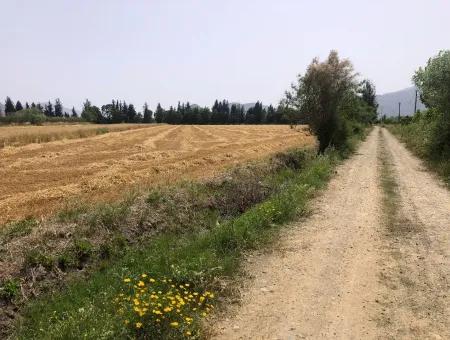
[0,217,38,244]
[12,150,337,339]
[386,111,450,186]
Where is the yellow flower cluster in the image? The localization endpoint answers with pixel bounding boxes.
[115,274,214,338]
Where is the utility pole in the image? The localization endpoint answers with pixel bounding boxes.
[398,102,401,120]
[414,90,418,113]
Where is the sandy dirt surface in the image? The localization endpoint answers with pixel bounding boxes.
[0,125,314,224]
[213,127,449,339]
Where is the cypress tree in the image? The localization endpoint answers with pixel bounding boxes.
[143,102,152,123]
[15,100,23,111]
[155,103,164,123]
[127,104,137,122]
[44,101,54,116]
[54,98,63,117]
[5,97,15,115]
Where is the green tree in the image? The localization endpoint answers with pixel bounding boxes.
[143,102,153,123]
[127,104,137,122]
[81,99,101,122]
[5,97,16,114]
[54,98,63,117]
[155,103,164,123]
[359,79,378,110]
[413,50,450,161]
[413,50,450,118]
[71,107,77,117]
[284,50,358,152]
[44,101,54,116]
[15,100,23,111]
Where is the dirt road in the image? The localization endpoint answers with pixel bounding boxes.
[213,127,450,339]
[0,125,313,224]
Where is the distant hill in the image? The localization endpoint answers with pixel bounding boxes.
[376,86,426,117]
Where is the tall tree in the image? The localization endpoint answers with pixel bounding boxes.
[25,102,30,109]
[54,98,63,117]
[284,50,358,152]
[15,100,23,111]
[413,50,450,117]
[5,97,15,115]
[44,101,54,116]
[127,103,137,122]
[71,107,77,117]
[143,102,153,123]
[359,79,378,109]
[81,99,100,122]
[155,103,164,123]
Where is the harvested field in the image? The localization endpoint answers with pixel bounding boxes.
[0,125,314,224]
[0,123,149,148]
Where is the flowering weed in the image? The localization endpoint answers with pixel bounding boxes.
[116,275,214,338]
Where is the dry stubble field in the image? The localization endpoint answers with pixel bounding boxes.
[0,124,314,224]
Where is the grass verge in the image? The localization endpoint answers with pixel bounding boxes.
[386,122,450,186]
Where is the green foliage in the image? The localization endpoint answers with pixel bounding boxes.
[73,239,94,264]
[4,96,16,114]
[0,108,46,125]
[413,50,450,115]
[24,248,55,270]
[359,79,378,110]
[388,109,450,184]
[283,50,371,153]
[15,100,24,111]
[81,99,102,123]
[389,49,450,185]
[0,279,21,301]
[0,217,38,243]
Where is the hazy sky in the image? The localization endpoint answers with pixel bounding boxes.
[1,0,449,110]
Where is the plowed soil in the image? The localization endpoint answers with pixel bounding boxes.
[0,125,314,224]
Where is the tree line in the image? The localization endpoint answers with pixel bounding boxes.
[3,97,78,118]
[82,99,288,124]
[2,96,291,125]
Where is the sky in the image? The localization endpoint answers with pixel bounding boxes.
[1,0,449,111]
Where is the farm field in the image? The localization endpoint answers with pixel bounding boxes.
[0,124,314,224]
[0,123,149,148]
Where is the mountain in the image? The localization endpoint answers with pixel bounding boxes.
[376,86,426,117]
